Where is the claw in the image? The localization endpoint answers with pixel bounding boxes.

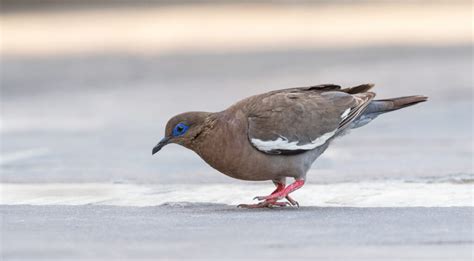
[285,196,299,207]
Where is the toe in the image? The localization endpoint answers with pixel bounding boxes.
[238,201,270,208]
[267,202,290,208]
[253,196,269,201]
[285,196,299,207]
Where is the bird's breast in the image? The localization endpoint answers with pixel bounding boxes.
[192,118,306,181]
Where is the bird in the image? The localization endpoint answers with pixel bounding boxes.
[152,83,427,208]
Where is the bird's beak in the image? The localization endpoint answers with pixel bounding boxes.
[152,137,171,155]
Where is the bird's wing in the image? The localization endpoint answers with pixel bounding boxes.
[247,88,375,155]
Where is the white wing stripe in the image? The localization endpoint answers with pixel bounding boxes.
[251,129,337,152]
[341,108,351,119]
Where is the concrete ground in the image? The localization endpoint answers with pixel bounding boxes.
[1,205,473,260]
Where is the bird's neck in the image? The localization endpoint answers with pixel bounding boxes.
[190,112,248,177]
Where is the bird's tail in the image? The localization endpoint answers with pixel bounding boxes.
[351,95,428,129]
[365,95,428,114]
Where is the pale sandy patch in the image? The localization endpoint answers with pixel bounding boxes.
[1,3,472,56]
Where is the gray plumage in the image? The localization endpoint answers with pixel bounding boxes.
[152,83,427,206]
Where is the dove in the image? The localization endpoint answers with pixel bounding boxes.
[152,83,427,208]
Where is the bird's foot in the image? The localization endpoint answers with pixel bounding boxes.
[251,195,299,207]
[237,200,290,209]
[252,179,304,207]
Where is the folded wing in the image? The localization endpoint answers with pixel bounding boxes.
[247,85,374,155]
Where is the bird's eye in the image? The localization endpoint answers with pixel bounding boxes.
[172,123,189,137]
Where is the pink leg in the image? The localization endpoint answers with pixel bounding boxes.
[238,179,304,208]
[272,180,299,207]
[254,179,305,202]
[270,182,285,195]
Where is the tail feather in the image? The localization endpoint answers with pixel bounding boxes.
[351,95,427,129]
[367,95,428,114]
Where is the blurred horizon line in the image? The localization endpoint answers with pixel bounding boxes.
[2,2,472,57]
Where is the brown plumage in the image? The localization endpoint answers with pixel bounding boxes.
[152,83,427,208]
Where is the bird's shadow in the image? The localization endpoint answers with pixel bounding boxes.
[157,201,337,213]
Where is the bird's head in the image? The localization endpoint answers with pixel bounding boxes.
[152,111,211,155]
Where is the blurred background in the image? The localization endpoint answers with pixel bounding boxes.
[1,0,472,185]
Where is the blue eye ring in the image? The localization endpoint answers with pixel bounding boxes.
[172,123,189,137]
